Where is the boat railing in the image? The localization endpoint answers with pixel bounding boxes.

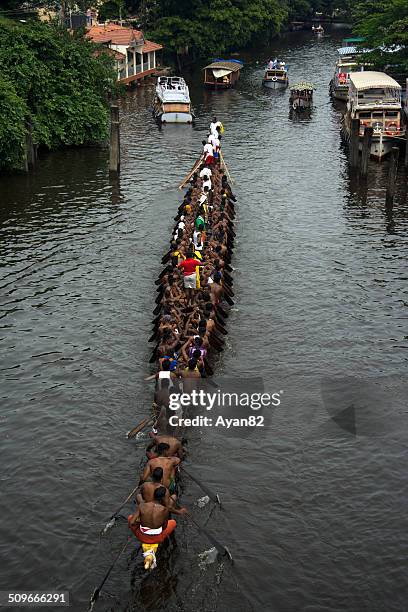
[157,77,189,93]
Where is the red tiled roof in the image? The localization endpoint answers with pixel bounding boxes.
[86,23,144,46]
[94,47,125,60]
[143,40,163,53]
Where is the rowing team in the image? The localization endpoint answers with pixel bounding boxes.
[127,433,187,570]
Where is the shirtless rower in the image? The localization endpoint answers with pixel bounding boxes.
[136,467,180,507]
[141,442,181,495]
[210,272,224,306]
[128,487,187,568]
[146,434,186,459]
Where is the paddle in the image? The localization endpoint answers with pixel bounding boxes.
[87,537,133,612]
[187,514,232,561]
[182,466,221,505]
[178,157,202,190]
[126,417,154,439]
[101,484,140,534]
[223,293,234,306]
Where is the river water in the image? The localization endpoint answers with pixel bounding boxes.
[1,26,407,612]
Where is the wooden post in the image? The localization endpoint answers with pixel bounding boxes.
[109,104,120,174]
[405,79,408,168]
[386,147,399,206]
[360,126,373,178]
[350,118,360,168]
[25,121,36,172]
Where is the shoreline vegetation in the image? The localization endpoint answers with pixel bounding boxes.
[0,16,117,173]
[0,0,407,172]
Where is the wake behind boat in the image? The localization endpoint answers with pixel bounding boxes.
[153,76,194,124]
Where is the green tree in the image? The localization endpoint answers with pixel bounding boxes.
[0,18,117,171]
[147,0,288,59]
[353,0,408,71]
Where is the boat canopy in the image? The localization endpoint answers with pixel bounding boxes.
[343,37,366,45]
[204,61,243,75]
[338,46,358,55]
[290,82,315,91]
[349,71,401,91]
[212,68,232,78]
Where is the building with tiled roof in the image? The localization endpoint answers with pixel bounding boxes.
[86,23,163,85]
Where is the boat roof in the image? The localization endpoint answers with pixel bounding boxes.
[349,71,401,90]
[204,60,242,72]
[343,37,365,44]
[338,46,357,55]
[290,82,315,91]
[156,76,190,102]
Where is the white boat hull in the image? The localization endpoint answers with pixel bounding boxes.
[262,79,288,89]
[360,137,396,161]
[158,112,193,124]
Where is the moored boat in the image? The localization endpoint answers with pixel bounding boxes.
[330,46,367,102]
[203,59,243,88]
[289,82,315,110]
[153,76,193,124]
[262,61,288,89]
[343,71,405,160]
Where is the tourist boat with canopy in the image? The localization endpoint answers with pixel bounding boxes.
[330,45,367,102]
[153,76,194,123]
[262,60,288,89]
[343,71,405,160]
[289,82,315,111]
[203,59,243,89]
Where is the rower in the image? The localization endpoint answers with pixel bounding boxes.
[199,165,212,181]
[210,272,224,306]
[141,442,181,495]
[136,467,177,505]
[146,434,186,459]
[128,486,187,569]
[177,253,204,304]
[202,140,214,166]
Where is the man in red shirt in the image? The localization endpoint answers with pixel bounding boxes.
[178,251,204,303]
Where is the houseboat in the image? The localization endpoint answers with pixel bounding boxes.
[343,71,405,160]
[153,76,193,123]
[329,46,366,102]
[290,82,315,111]
[262,61,288,89]
[203,60,243,89]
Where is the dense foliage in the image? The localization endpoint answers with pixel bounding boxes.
[352,0,408,72]
[0,18,116,171]
[145,0,288,58]
[288,0,349,20]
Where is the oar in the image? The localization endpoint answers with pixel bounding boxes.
[126,417,154,439]
[187,514,232,561]
[182,467,221,505]
[178,157,202,190]
[87,537,133,612]
[223,293,234,306]
[101,484,140,534]
[219,151,234,185]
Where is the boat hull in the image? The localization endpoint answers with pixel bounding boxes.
[329,80,348,101]
[290,98,312,111]
[156,111,193,124]
[361,137,397,161]
[262,79,288,89]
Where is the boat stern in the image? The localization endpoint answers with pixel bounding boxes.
[160,112,193,124]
